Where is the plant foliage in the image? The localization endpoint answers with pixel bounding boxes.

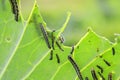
[0,0,120,80]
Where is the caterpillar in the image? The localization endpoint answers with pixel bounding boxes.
[91,68,98,80]
[68,55,83,80]
[58,35,64,43]
[9,0,19,21]
[112,47,115,56]
[56,54,60,63]
[56,41,64,51]
[108,73,112,80]
[51,30,55,50]
[70,46,74,54]
[40,23,51,49]
[49,50,53,60]
[96,65,103,73]
[103,59,111,66]
[98,72,105,80]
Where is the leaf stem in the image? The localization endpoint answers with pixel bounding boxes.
[57,12,71,39]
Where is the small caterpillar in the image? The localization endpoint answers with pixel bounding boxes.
[49,50,53,60]
[98,72,105,80]
[51,30,55,50]
[58,35,64,43]
[91,68,98,80]
[70,46,74,54]
[9,0,19,21]
[56,41,64,51]
[56,54,60,63]
[103,59,111,66]
[68,55,83,80]
[108,73,112,80]
[112,47,115,56]
[96,65,103,73]
[40,23,51,49]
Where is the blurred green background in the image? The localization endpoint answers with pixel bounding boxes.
[21,0,120,46]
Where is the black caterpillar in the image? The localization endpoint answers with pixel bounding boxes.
[9,0,19,21]
[68,55,83,80]
[40,23,51,49]
[91,68,98,80]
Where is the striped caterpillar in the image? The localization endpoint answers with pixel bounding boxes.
[68,55,83,80]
